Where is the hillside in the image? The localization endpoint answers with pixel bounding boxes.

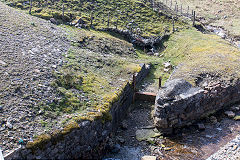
[178,0,240,39]
[1,0,240,159]
[3,0,187,37]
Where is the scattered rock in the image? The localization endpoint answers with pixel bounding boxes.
[120,120,128,130]
[209,116,218,124]
[116,136,125,144]
[197,123,205,130]
[50,18,58,24]
[218,31,226,39]
[224,111,235,118]
[0,60,7,66]
[230,106,240,112]
[232,145,238,151]
[164,68,170,72]
[52,65,57,69]
[111,144,121,153]
[147,52,154,56]
[34,69,41,73]
[163,62,172,68]
[6,122,13,129]
[141,155,157,160]
[31,48,40,54]
[206,135,213,138]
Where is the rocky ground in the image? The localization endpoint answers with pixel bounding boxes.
[104,99,240,160]
[0,2,70,156]
[207,134,240,160]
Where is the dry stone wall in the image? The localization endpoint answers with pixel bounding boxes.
[154,78,240,134]
[4,64,150,160]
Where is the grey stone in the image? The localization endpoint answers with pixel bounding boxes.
[6,122,13,129]
[116,136,125,144]
[230,106,240,111]
[0,60,7,66]
[225,111,235,118]
[163,62,171,68]
[111,144,121,153]
[120,120,128,130]
[197,123,205,130]
[80,121,90,128]
[50,18,58,24]
[159,79,193,98]
[141,155,157,160]
[209,116,218,124]
[0,105,3,111]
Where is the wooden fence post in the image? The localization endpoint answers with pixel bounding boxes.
[181,4,182,14]
[187,6,189,17]
[170,0,172,9]
[62,3,64,17]
[193,11,196,26]
[133,74,136,102]
[90,12,93,28]
[107,12,110,28]
[172,16,175,33]
[116,16,118,29]
[29,0,32,14]
[159,76,162,88]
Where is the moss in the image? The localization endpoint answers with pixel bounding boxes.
[26,134,51,150]
[124,63,142,73]
[61,121,79,135]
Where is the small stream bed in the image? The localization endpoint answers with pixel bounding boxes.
[103,101,240,160]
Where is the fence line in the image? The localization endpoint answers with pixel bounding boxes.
[27,0,197,33]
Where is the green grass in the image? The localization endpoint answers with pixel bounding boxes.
[3,0,187,37]
[161,28,240,85]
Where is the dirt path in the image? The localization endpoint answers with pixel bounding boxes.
[0,2,70,156]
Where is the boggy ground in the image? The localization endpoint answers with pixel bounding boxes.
[105,100,240,160]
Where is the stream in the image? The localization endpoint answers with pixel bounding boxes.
[103,100,240,160]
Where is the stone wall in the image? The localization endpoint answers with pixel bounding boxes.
[154,79,240,134]
[4,64,150,159]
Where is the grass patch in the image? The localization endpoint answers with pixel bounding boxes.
[161,28,240,85]
[3,0,187,37]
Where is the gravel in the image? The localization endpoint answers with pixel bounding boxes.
[0,1,70,156]
[207,135,240,160]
